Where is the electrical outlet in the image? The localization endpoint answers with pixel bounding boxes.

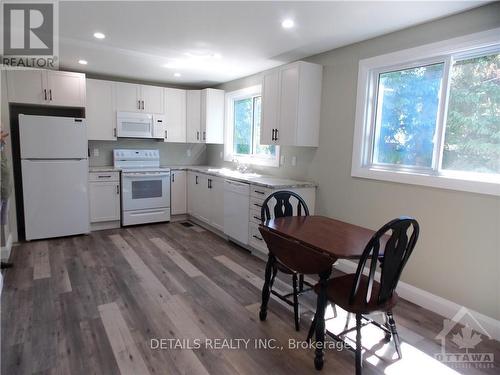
[187,149,192,157]
[93,148,99,157]
[291,156,297,167]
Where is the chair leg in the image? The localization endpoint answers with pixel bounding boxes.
[299,273,305,292]
[292,273,300,331]
[269,264,278,290]
[387,311,402,359]
[259,254,276,321]
[383,313,392,341]
[307,316,316,343]
[343,312,351,334]
[355,313,363,375]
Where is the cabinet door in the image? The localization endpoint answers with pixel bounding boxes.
[196,174,210,224]
[46,71,86,107]
[209,177,224,232]
[202,89,224,144]
[278,65,299,145]
[141,85,164,114]
[86,79,116,140]
[171,170,187,215]
[165,88,187,143]
[186,90,201,143]
[115,82,141,111]
[89,181,120,222]
[6,70,45,104]
[261,71,280,145]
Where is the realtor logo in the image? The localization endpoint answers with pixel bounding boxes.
[3,3,53,55]
[435,307,494,369]
[1,2,58,68]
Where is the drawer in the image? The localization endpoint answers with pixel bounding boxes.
[89,171,119,182]
[249,223,268,254]
[250,196,265,210]
[250,185,271,199]
[249,208,262,224]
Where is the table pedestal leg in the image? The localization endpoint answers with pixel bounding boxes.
[314,269,332,370]
[259,253,276,321]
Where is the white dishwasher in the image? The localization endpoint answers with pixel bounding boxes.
[223,179,250,245]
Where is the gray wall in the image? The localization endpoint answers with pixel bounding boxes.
[89,140,208,167]
[207,3,500,320]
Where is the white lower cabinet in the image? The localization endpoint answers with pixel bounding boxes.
[207,176,224,231]
[171,170,187,215]
[187,171,224,231]
[89,172,121,230]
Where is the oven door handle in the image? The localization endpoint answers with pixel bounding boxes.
[124,172,170,177]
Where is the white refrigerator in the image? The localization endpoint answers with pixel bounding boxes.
[19,114,90,240]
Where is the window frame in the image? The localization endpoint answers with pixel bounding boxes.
[352,28,500,196]
[224,85,280,167]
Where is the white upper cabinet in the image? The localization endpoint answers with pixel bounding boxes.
[261,61,322,147]
[201,88,224,144]
[114,82,141,112]
[186,88,224,144]
[141,85,164,114]
[6,69,85,107]
[86,79,116,141]
[186,90,202,143]
[164,88,187,143]
[114,82,164,113]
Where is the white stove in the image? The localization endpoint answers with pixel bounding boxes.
[114,149,171,226]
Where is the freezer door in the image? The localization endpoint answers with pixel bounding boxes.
[19,115,87,159]
[22,159,90,240]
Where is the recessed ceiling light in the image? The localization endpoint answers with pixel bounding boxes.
[93,32,105,39]
[174,72,181,77]
[281,19,294,29]
[78,59,88,65]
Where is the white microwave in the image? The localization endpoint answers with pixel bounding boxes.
[116,111,166,139]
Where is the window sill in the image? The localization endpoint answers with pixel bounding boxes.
[351,166,500,197]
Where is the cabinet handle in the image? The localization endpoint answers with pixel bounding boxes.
[114,128,117,137]
[195,175,198,184]
[275,129,279,141]
[203,131,206,141]
[165,130,168,139]
[98,175,112,178]
[49,89,52,101]
[116,185,120,194]
[172,173,175,183]
[196,131,200,141]
[252,235,263,241]
[142,100,145,110]
[253,203,262,208]
[254,190,265,195]
[253,215,261,221]
[138,100,141,110]
[44,89,47,101]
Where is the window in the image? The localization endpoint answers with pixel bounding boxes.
[225,86,279,167]
[352,29,500,196]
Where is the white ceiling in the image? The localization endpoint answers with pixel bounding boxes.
[59,1,486,87]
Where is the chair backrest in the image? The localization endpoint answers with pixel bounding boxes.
[350,217,420,306]
[260,191,309,222]
[259,228,333,274]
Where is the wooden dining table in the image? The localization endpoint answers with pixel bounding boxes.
[259,215,383,370]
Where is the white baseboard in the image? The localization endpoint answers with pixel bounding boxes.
[0,233,12,261]
[335,259,500,341]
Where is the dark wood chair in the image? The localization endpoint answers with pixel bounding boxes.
[258,226,335,332]
[307,217,420,374]
[259,191,314,331]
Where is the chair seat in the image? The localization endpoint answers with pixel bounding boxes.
[314,274,398,314]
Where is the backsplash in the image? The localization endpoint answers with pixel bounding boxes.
[88,140,208,166]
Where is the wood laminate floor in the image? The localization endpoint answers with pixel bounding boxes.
[1,222,499,375]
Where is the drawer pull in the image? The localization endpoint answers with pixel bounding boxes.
[253,203,262,208]
[254,190,265,195]
[252,235,263,241]
[253,215,261,221]
[98,175,112,178]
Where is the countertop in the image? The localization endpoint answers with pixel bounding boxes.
[89,165,317,189]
